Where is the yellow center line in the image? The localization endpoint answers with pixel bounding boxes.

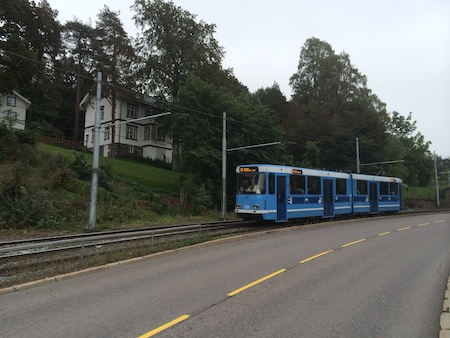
[227,269,286,297]
[434,220,447,223]
[378,231,391,236]
[300,250,333,264]
[397,226,411,231]
[138,315,190,338]
[417,222,430,227]
[341,239,366,247]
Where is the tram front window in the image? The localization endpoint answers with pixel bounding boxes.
[237,173,265,194]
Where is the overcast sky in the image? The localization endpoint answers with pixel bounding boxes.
[48,0,450,158]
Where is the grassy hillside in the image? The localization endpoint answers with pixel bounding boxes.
[39,144,180,194]
[0,132,199,232]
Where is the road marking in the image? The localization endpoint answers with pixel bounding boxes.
[378,232,391,236]
[417,222,430,227]
[397,226,411,231]
[300,250,333,264]
[341,239,366,247]
[138,315,190,338]
[227,269,286,297]
[434,220,447,223]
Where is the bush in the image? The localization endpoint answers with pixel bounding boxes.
[192,183,212,215]
[0,186,60,228]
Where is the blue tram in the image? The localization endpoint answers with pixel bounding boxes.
[234,164,403,222]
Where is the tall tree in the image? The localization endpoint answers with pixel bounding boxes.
[62,20,96,148]
[288,37,389,171]
[0,0,62,124]
[94,6,136,157]
[0,0,38,94]
[132,0,224,97]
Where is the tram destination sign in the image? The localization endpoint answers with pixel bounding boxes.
[239,167,259,173]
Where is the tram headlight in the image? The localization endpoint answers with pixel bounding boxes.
[252,204,260,210]
[235,204,241,210]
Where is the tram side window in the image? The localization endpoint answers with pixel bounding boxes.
[380,182,389,195]
[290,175,305,195]
[356,180,367,195]
[336,178,347,195]
[307,176,321,195]
[390,182,399,195]
[269,173,275,194]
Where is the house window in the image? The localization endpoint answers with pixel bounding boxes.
[151,127,158,141]
[144,125,151,141]
[126,125,138,140]
[145,107,162,116]
[104,126,110,140]
[91,128,95,143]
[7,111,17,118]
[6,96,16,107]
[85,134,89,145]
[127,104,138,118]
[128,146,134,154]
[100,105,104,119]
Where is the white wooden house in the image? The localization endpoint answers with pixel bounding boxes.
[80,93,173,163]
[0,90,30,130]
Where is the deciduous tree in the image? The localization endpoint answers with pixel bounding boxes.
[132,0,224,97]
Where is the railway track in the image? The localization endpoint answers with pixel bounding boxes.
[0,210,444,290]
[0,220,277,289]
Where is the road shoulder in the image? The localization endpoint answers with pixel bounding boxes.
[441,276,450,338]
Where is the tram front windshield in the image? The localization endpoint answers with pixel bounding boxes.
[237,173,265,194]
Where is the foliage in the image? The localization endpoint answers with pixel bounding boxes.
[132,0,224,97]
[168,74,291,207]
[386,111,432,185]
[0,0,439,214]
[287,37,389,171]
[62,19,96,145]
[0,129,188,229]
[191,183,212,215]
[94,6,137,157]
[0,0,62,124]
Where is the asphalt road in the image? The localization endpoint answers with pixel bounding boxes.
[1,213,449,337]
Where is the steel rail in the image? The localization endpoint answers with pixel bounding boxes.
[0,221,254,257]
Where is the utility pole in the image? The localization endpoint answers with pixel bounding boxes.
[435,152,440,207]
[221,112,227,220]
[87,72,102,230]
[356,137,360,173]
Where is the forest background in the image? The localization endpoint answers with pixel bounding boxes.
[1,0,448,230]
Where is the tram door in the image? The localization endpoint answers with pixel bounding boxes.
[323,179,334,218]
[276,176,287,222]
[369,182,379,214]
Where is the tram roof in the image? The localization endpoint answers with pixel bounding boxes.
[236,164,402,183]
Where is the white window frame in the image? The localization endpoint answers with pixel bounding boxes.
[127,104,138,118]
[6,96,16,107]
[104,126,110,140]
[144,125,151,141]
[126,125,138,140]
